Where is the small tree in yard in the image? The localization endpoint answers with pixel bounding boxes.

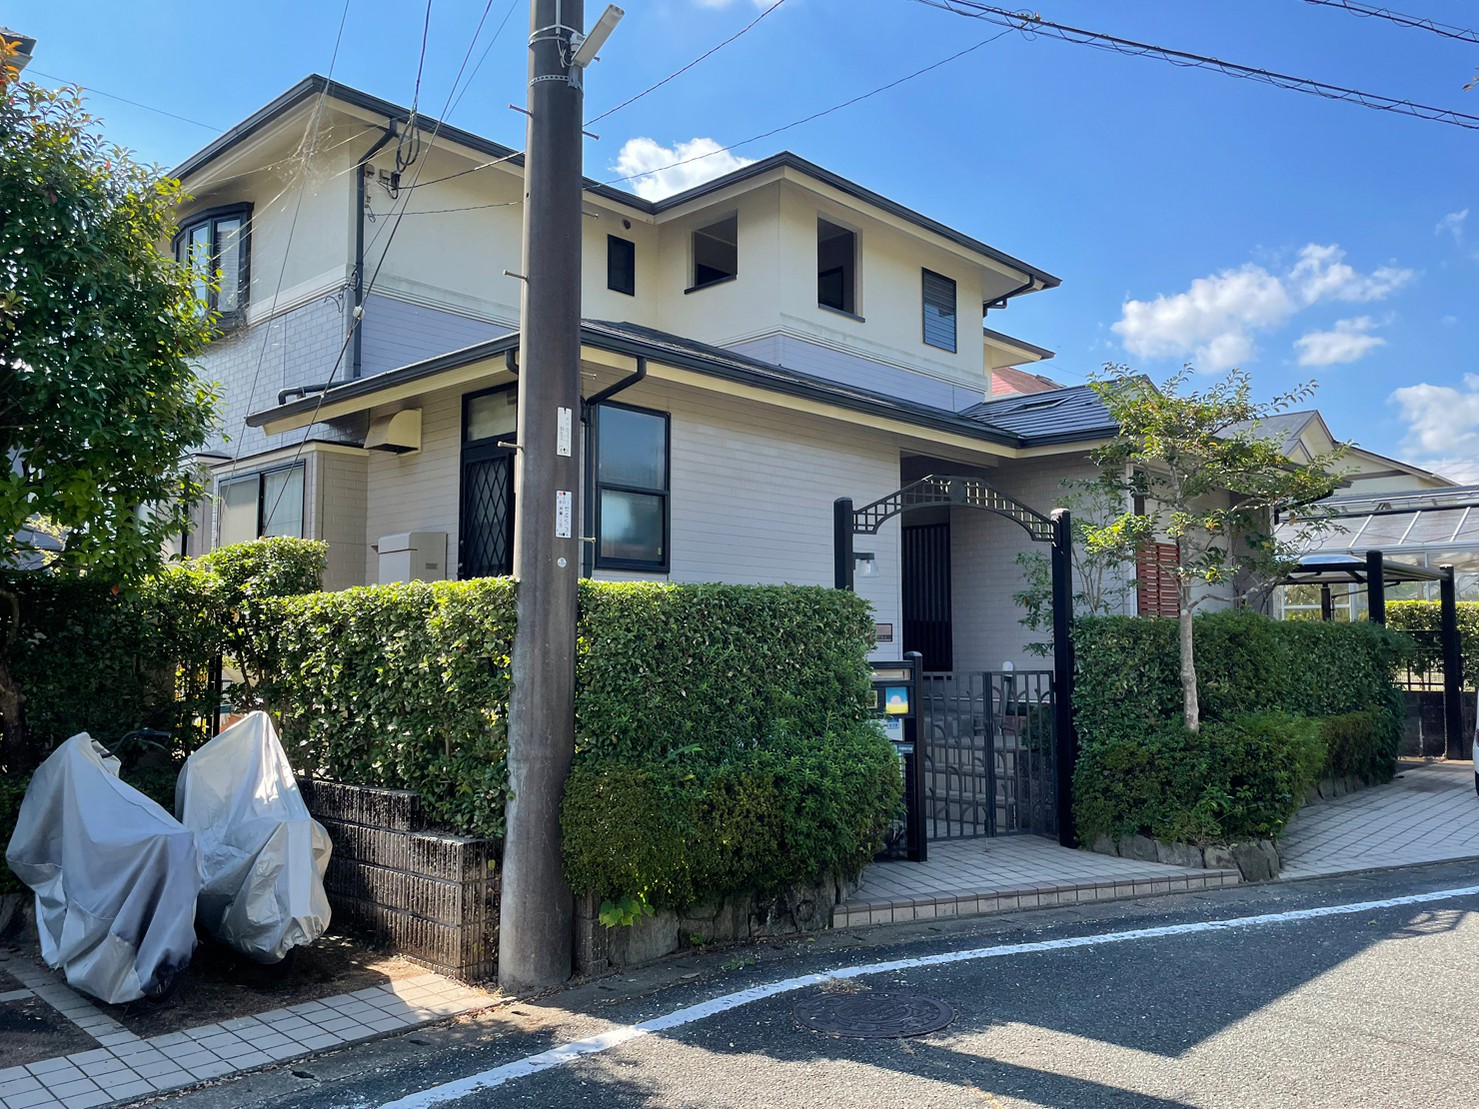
[1084,368,1344,732]
[0,54,218,769]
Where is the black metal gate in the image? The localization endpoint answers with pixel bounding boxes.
[459,452,514,578]
[920,669,1057,838]
[903,523,953,671]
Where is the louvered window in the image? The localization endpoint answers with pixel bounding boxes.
[1136,542,1180,617]
[922,268,956,352]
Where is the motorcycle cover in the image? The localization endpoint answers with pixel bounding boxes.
[5,734,200,1004]
[176,711,332,963]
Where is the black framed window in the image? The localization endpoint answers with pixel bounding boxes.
[818,218,857,315]
[593,402,669,571]
[217,464,303,547]
[607,235,636,296]
[689,213,738,291]
[173,204,252,325]
[922,268,957,353]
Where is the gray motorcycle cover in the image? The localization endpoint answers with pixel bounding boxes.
[176,712,331,963]
[5,734,200,1004]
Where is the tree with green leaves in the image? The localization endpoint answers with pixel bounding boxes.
[0,55,218,769]
[1083,368,1345,733]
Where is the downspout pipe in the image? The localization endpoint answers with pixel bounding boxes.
[352,123,398,380]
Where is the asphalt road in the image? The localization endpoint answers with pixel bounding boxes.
[162,861,1479,1108]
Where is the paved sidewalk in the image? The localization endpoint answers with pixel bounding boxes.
[0,948,496,1109]
[1280,760,1479,879]
[834,835,1240,928]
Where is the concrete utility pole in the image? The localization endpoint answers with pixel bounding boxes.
[499,0,587,993]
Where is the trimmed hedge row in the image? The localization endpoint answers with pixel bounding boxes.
[5,545,893,911]
[1073,611,1410,746]
[562,725,900,911]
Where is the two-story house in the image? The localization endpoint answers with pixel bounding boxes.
[173,75,1125,676]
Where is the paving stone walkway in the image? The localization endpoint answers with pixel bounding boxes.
[1279,760,1479,879]
[0,948,495,1109]
[834,835,1240,928]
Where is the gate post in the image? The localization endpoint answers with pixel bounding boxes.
[1366,549,1386,625]
[834,497,855,591]
[1050,509,1077,849]
[1440,565,1465,759]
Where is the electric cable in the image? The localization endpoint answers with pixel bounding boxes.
[584,0,789,125]
[911,0,1479,132]
[1301,0,1479,44]
[25,69,223,131]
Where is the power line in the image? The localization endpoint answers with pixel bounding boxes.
[227,0,353,478]
[1301,0,1479,44]
[599,26,1016,191]
[585,0,790,126]
[447,0,522,120]
[911,1,1479,132]
[266,0,506,521]
[26,69,223,131]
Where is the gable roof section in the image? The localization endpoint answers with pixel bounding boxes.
[172,75,1059,290]
[961,384,1117,445]
[250,319,1027,448]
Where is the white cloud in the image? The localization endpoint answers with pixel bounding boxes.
[612,137,754,201]
[1436,209,1468,242]
[1443,315,1459,326]
[1293,316,1386,367]
[1287,244,1414,304]
[1113,244,1415,372]
[1389,373,1479,481]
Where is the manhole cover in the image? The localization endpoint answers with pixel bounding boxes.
[793,990,955,1038]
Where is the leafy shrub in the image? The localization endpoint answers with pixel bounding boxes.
[1074,611,1411,747]
[575,581,875,760]
[0,774,27,894]
[1318,710,1398,785]
[1074,711,1326,846]
[562,721,900,910]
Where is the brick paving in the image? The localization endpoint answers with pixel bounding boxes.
[834,835,1240,928]
[0,949,495,1109]
[1279,760,1479,879]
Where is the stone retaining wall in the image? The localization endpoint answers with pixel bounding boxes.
[1089,834,1280,881]
[574,874,858,975]
[299,780,499,982]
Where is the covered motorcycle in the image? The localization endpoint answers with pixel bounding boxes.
[5,734,200,1004]
[176,711,331,963]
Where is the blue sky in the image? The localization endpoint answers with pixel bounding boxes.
[11,0,1478,477]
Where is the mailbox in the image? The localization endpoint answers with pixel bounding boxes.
[869,651,925,863]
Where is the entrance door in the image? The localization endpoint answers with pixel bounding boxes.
[903,522,952,671]
[459,386,518,578]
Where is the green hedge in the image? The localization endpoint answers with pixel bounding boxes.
[1388,600,1479,685]
[561,723,900,911]
[1074,712,1326,846]
[248,578,518,839]
[1073,611,1411,746]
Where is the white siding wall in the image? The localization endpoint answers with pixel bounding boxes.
[363,391,463,583]
[316,450,369,591]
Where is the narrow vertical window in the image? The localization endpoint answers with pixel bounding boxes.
[607,234,636,296]
[594,403,669,571]
[922,268,957,353]
[817,218,856,315]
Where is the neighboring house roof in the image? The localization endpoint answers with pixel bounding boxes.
[172,75,1060,295]
[250,319,1048,449]
[1224,410,1321,457]
[990,366,1063,396]
[960,384,1118,445]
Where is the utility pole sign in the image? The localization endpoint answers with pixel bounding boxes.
[500,0,622,994]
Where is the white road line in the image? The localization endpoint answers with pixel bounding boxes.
[378,883,1479,1109]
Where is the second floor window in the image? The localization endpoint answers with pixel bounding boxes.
[922,268,957,353]
[174,205,251,324]
[817,218,857,315]
[690,214,738,291]
[607,235,636,296]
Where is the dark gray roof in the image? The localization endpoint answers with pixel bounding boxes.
[960,384,1117,445]
[250,320,1030,448]
[173,76,1059,290]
